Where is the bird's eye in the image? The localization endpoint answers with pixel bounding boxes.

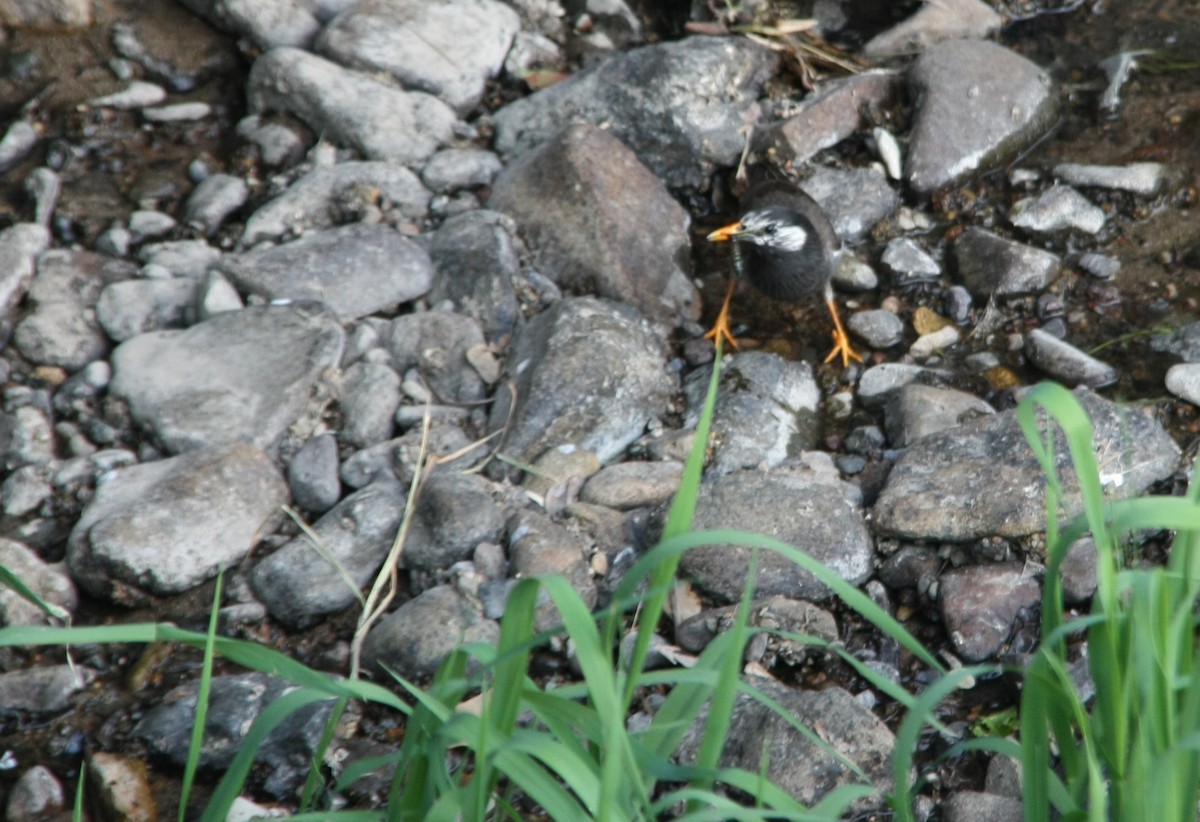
[762,223,777,235]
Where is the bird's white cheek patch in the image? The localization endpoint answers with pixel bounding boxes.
[771,225,809,252]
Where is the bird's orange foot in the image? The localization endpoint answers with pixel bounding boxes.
[706,280,740,351]
[823,327,862,369]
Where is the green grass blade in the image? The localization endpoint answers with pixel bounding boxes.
[178,571,223,822]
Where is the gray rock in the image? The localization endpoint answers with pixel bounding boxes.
[251,479,405,628]
[0,224,50,330]
[5,764,65,822]
[953,227,1061,298]
[109,303,344,456]
[194,270,243,319]
[800,165,899,244]
[848,309,905,349]
[834,254,879,292]
[389,311,487,404]
[0,120,38,172]
[1060,536,1098,604]
[317,0,520,115]
[421,148,503,193]
[176,0,321,49]
[95,278,196,342]
[247,47,457,165]
[878,545,940,593]
[683,463,873,603]
[401,472,509,571]
[863,0,1001,57]
[143,101,213,122]
[24,168,60,227]
[505,29,563,76]
[677,679,895,809]
[221,223,433,321]
[339,361,401,448]
[1166,363,1200,406]
[683,351,820,474]
[858,363,938,407]
[235,114,308,167]
[939,563,1040,661]
[361,584,500,678]
[761,70,902,166]
[138,239,221,278]
[1077,251,1120,280]
[0,665,93,716]
[2,464,54,518]
[884,384,995,447]
[134,672,335,798]
[1152,321,1200,362]
[182,173,248,235]
[507,509,597,630]
[676,596,838,659]
[287,432,341,513]
[580,460,683,509]
[873,388,1180,541]
[1024,328,1118,388]
[490,123,697,324]
[0,538,77,626]
[881,237,941,286]
[1010,185,1106,234]
[127,210,177,242]
[492,36,778,190]
[426,210,523,343]
[0,406,56,471]
[14,249,137,369]
[67,442,287,604]
[241,161,431,245]
[340,422,480,489]
[488,297,673,473]
[943,791,1023,822]
[1054,161,1168,196]
[907,41,1058,194]
[87,80,166,109]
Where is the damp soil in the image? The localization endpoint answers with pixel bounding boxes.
[0,0,1198,815]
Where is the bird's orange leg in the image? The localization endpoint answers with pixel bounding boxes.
[822,294,861,368]
[705,279,740,350]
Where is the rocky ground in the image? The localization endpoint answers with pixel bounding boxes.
[0,0,1198,818]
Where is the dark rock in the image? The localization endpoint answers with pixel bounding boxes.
[426,210,523,344]
[361,584,500,678]
[953,227,1061,298]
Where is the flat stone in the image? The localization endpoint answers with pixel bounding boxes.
[490,122,697,324]
[1024,328,1118,388]
[67,442,287,604]
[939,562,1040,661]
[848,309,905,349]
[426,210,523,344]
[95,278,196,342]
[884,384,995,447]
[0,537,77,626]
[953,227,1061,298]
[361,584,500,678]
[176,0,320,49]
[0,665,93,716]
[1166,363,1200,406]
[1054,161,1168,196]
[247,47,457,165]
[800,165,899,244]
[286,432,341,513]
[882,237,940,286]
[221,223,433,320]
[1010,185,1106,234]
[864,0,1001,57]
[0,224,48,332]
[108,303,344,456]
[580,460,683,509]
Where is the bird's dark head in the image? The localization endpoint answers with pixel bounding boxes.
[706,205,814,253]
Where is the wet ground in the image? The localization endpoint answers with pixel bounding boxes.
[0,0,1198,815]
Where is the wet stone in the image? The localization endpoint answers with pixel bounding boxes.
[0,664,93,716]
[492,35,778,190]
[251,479,405,628]
[906,40,1057,194]
[1166,363,1200,406]
[953,227,1061,298]
[388,310,487,404]
[940,562,1041,661]
[884,384,996,448]
[1024,328,1118,388]
[873,388,1179,542]
[5,764,65,822]
[361,584,500,679]
[1010,185,1105,235]
[877,545,940,592]
[800,165,899,244]
[339,361,401,448]
[683,351,820,475]
[882,237,940,286]
[490,122,697,324]
[221,222,434,321]
[248,47,458,166]
[401,472,510,572]
[14,249,137,370]
[848,309,905,349]
[1053,161,1168,196]
[317,0,521,115]
[182,173,248,235]
[580,460,683,510]
[67,442,288,604]
[683,461,873,603]
[109,303,344,456]
[95,278,196,342]
[134,671,336,798]
[488,297,673,473]
[426,210,523,344]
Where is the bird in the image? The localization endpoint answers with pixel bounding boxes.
[705,180,861,367]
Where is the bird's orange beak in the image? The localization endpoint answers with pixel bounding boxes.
[706,220,744,242]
